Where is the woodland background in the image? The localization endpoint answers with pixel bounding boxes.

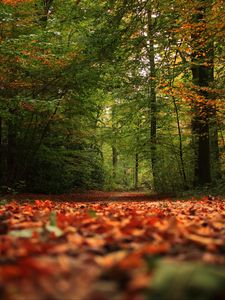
[0,0,224,194]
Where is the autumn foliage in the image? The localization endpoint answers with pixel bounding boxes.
[1,0,33,5]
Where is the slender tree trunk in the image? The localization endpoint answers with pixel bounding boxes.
[112,145,118,178]
[170,50,187,188]
[112,106,118,179]
[7,120,17,185]
[172,96,187,187]
[0,117,2,184]
[134,120,140,190]
[134,153,139,189]
[147,7,157,190]
[209,45,220,181]
[210,107,221,180]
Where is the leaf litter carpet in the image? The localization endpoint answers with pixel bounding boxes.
[0,193,225,300]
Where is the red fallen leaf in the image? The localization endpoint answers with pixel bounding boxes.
[57,212,76,228]
[183,232,224,248]
[48,243,71,255]
[1,257,55,280]
[0,265,22,280]
[124,218,143,229]
[127,273,151,293]
[140,243,170,255]
[123,228,145,237]
[119,252,143,270]
[95,251,128,267]
[117,243,170,271]
[34,200,43,207]
[145,216,161,226]
[85,237,105,248]
[19,257,56,274]
[22,205,34,214]
[9,221,43,230]
[67,230,84,241]
[34,199,54,209]
[211,221,224,231]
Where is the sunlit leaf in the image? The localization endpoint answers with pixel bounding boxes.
[9,228,37,238]
[45,225,63,237]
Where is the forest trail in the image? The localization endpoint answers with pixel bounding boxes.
[0,191,175,202]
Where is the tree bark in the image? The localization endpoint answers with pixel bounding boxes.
[191,0,214,186]
[0,117,2,184]
[210,106,221,181]
[134,153,139,189]
[112,106,118,179]
[112,145,118,178]
[147,7,157,190]
[6,119,17,185]
[172,96,187,187]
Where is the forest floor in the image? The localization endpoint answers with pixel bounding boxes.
[0,192,225,300]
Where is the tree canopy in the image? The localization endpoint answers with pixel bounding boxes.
[0,0,224,194]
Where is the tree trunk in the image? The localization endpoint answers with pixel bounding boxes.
[210,107,221,181]
[112,106,118,179]
[134,153,139,189]
[191,1,214,186]
[147,7,157,190]
[7,120,17,185]
[0,117,2,184]
[112,145,118,177]
[172,96,187,188]
[170,50,187,189]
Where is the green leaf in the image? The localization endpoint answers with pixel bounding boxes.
[9,229,37,238]
[87,209,97,218]
[0,199,8,206]
[49,211,57,226]
[45,225,63,237]
[147,260,225,300]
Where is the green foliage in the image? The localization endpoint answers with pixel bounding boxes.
[26,145,104,194]
[0,0,224,194]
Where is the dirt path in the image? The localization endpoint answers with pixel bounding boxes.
[0,191,175,202]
